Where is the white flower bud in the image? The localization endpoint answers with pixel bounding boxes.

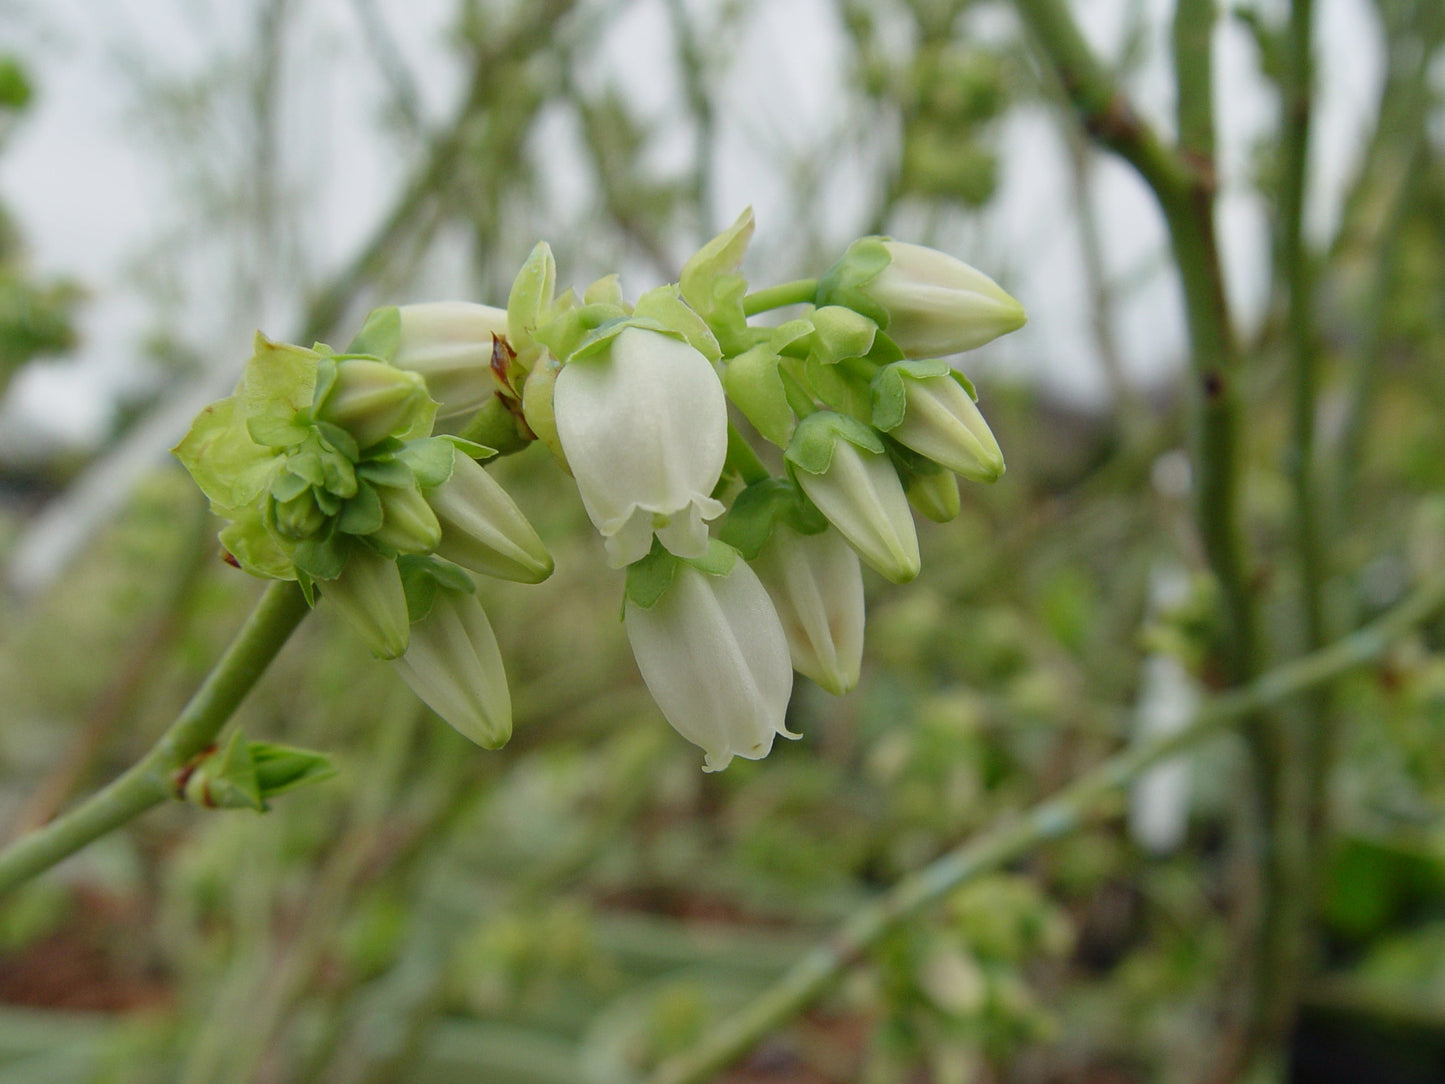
[625,558,795,771]
[870,241,1025,357]
[554,326,727,568]
[795,437,920,584]
[427,454,553,584]
[393,587,512,748]
[750,526,864,696]
[323,547,409,659]
[891,370,1004,482]
[393,302,509,419]
[319,359,434,449]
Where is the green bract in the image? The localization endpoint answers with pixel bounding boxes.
[680,206,755,356]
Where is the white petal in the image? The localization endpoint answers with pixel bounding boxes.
[555,327,728,553]
[625,560,795,770]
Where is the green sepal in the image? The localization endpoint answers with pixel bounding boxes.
[356,457,415,489]
[346,306,402,360]
[623,539,679,611]
[719,478,827,559]
[723,345,795,448]
[439,434,498,461]
[269,468,311,503]
[282,450,325,491]
[682,537,739,577]
[310,354,339,415]
[312,421,360,464]
[454,396,528,457]
[769,319,816,358]
[535,302,628,364]
[679,207,755,356]
[240,335,320,449]
[522,350,567,467]
[507,241,557,363]
[293,534,348,581]
[566,313,668,364]
[313,487,342,517]
[398,554,476,623]
[338,483,384,535]
[809,305,877,363]
[814,236,893,327]
[173,395,279,514]
[869,358,954,432]
[219,514,296,580]
[784,411,885,475]
[398,437,458,488]
[318,446,358,499]
[803,356,873,421]
[633,285,722,361]
[583,273,624,307]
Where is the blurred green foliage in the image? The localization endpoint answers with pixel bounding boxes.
[5,1,1445,1082]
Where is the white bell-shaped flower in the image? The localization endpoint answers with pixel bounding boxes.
[393,585,512,749]
[625,556,795,771]
[750,526,864,696]
[554,326,727,568]
[393,302,509,419]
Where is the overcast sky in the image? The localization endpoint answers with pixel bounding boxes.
[0,0,1384,450]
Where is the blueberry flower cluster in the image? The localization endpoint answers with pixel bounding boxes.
[175,211,1024,770]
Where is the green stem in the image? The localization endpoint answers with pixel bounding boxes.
[725,424,771,485]
[742,279,819,317]
[0,581,310,899]
[645,564,1445,1084]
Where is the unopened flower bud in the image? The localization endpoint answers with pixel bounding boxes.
[393,302,509,419]
[323,547,410,658]
[393,585,512,748]
[625,549,795,771]
[272,488,328,541]
[817,238,1025,358]
[905,466,961,523]
[554,325,727,567]
[318,358,434,450]
[787,413,920,584]
[371,483,443,554]
[751,526,864,696]
[427,453,553,583]
[874,362,1004,482]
